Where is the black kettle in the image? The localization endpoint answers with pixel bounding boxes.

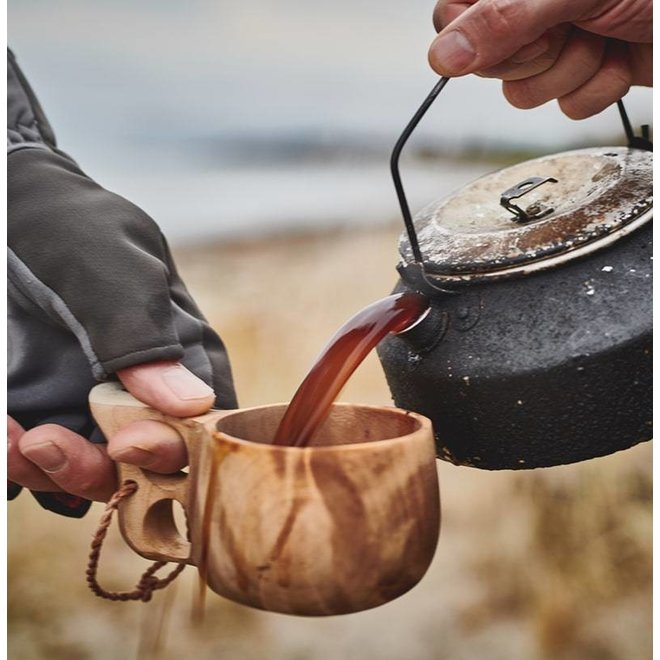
[377,79,652,470]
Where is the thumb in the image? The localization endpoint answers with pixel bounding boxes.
[429,0,598,75]
[116,360,216,417]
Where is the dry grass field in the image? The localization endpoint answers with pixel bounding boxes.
[8,225,652,660]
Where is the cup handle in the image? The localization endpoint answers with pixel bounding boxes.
[89,382,218,564]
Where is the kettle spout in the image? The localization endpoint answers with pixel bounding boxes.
[396,261,457,298]
[391,300,450,354]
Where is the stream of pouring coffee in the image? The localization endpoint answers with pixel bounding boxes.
[194,291,428,619]
[272,291,429,447]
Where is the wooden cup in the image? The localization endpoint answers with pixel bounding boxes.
[89,382,440,616]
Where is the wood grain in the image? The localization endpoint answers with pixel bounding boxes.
[89,383,440,615]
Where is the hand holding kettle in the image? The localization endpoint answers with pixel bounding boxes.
[429,0,652,118]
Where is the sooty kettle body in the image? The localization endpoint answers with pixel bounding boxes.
[378,145,652,470]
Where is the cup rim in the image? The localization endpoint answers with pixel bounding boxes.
[208,402,433,452]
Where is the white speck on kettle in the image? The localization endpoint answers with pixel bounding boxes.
[601,265,613,272]
[584,281,596,295]
[462,376,470,385]
[517,400,523,405]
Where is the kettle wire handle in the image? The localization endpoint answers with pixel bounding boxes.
[390,77,450,265]
[390,79,652,269]
[616,100,653,152]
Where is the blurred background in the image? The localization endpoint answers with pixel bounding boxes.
[8,0,652,242]
[8,1,652,659]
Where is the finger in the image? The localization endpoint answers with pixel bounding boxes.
[576,0,652,43]
[117,360,215,417]
[628,43,653,87]
[107,420,188,474]
[557,41,632,119]
[8,416,63,492]
[476,26,569,81]
[433,1,474,32]
[18,424,117,501]
[8,415,24,442]
[503,30,606,109]
[429,0,602,76]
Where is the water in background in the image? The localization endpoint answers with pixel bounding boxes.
[9,0,652,244]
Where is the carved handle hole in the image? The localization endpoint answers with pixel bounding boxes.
[144,499,191,560]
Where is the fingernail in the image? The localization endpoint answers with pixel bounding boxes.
[112,446,157,468]
[22,441,68,472]
[162,365,214,401]
[431,30,476,74]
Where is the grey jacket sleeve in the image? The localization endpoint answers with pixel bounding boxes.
[7,51,238,513]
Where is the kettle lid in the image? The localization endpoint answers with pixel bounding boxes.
[399,146,652,282]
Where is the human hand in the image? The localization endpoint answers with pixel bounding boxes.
[8,51,237,516]
[428,0,652,118]
[8,360,213,503]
